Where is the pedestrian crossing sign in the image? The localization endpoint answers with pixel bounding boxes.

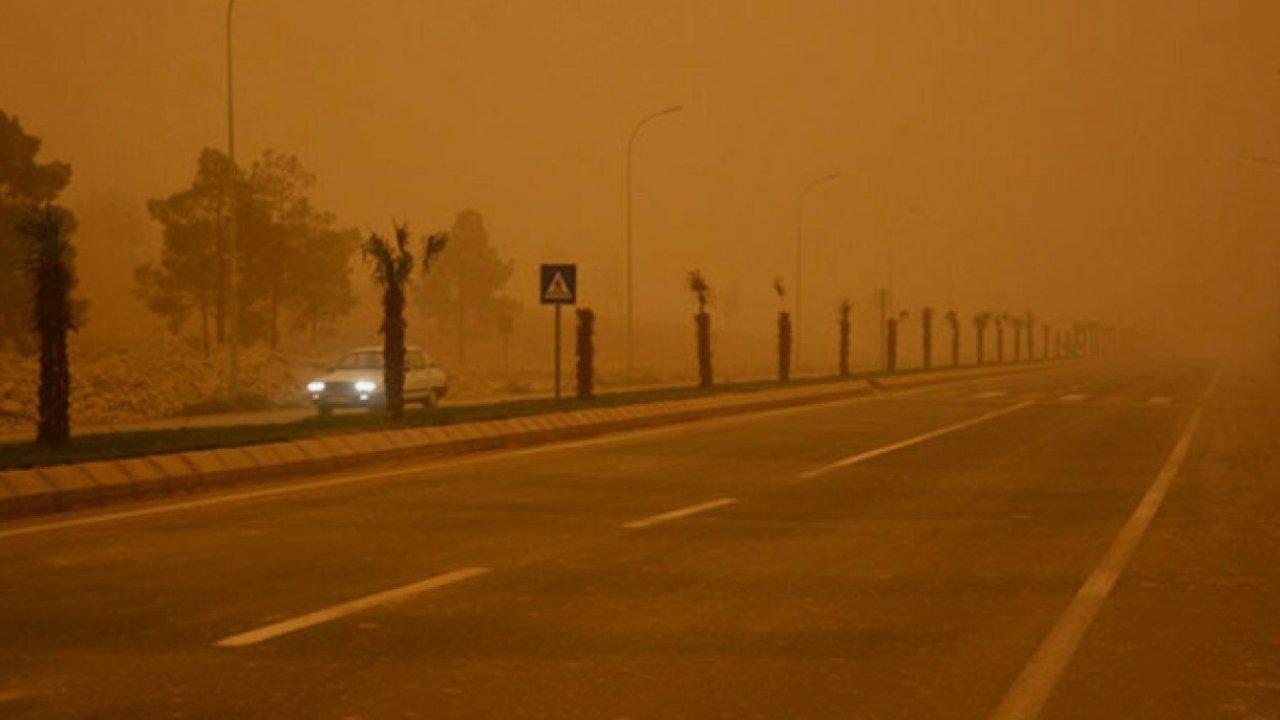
[539,264,577,305]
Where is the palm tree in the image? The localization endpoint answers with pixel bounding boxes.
[837,298,852,377]
[1010,314,1024,362]
[362,224,446,417]
[575,308,595,399]
[1025,311,1036,360]
[688,270,712,387]
[18,204,78,444]
[774,278,790,381]
[921,306,934,369]
[973,312,991,364]
[887,310,908,372]
[945,309,960,366]
[995,313,1006,363]
[1041,323,1050,361]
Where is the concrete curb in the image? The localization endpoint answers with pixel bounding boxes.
[0,361,1074,520]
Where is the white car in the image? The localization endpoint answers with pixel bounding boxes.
[306,346,448,416]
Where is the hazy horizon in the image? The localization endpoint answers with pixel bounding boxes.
[4,0,1278,361]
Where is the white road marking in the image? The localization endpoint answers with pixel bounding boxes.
[623,498,737,529]
[987,365,1221,720]
[1,368,1069,540]
[799,402,1034,479]
[1148,396,1174,405]
[974,391,1008,399]
[1058,394,1087,402]
[214,567,490,648]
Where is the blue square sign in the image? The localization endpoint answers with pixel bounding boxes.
[539,264,577,305]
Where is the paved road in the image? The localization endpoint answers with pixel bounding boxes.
[1,358,1276,719]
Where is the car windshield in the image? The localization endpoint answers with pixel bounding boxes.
[334,351,384,370]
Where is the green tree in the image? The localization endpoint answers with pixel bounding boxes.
[136,149,242,351]
[137,148,358,351]
[0,110,73,354]
[290,225,360,342]
[18,204,79,444]
[245,151,358,346]
[417,209,514,364]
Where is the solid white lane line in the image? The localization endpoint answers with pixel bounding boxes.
[799,402,1034,480]
[623,498,737,529]
[214,567,490,648]
[974,391,1008,399]
[987,366,1221,720]
[1059,394,1087,402]
[1148,396,1174,405]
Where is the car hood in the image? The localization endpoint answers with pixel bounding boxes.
[312,369,385,384]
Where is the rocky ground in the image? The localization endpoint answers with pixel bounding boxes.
[0,334,764,438]
[0,337,324,434]
[0,338,573,437]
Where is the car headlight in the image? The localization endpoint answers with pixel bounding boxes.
[307,381,326,393]
[354,380,378,393]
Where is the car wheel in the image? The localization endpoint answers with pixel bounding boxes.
[317,403,333,418]
[424,389,443,409]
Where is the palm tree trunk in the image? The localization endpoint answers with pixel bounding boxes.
[886,319,898,372]
[922,314,933,369]
[576,308,595,399]
[200,302,210,356]
[777,311,792,381]
[838,313,851,377]
[383,283,407,417]
[695,311,713,387]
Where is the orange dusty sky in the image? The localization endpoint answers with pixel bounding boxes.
[3,0,1278,355]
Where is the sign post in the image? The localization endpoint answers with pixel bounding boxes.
[539,264,578,400]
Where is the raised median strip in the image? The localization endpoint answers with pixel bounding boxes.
[0,361,1077,520]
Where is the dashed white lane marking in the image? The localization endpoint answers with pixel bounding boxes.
[974,391,1008,399]
[1059,394,1087,402]
[987,365,1221,720]
[623,498,737,529]
[214,567,490,648]
[799,402,1034,479]
[1148,396,1174,405]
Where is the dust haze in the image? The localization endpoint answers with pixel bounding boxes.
[3,0,1278,373]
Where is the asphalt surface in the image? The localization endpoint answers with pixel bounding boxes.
[1,357,1276,719]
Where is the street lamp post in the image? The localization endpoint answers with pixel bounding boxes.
[225,0,240,400]
[625,104,683,377]
[794,173,840,369]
